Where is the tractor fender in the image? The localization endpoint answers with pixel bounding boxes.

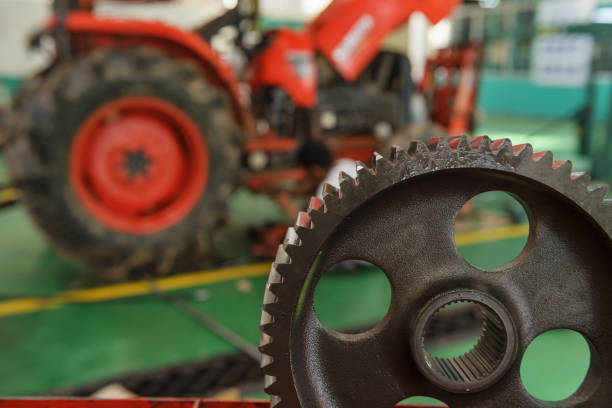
[49,11,249,127]
[248,28,317,108]
[308,0,459,82]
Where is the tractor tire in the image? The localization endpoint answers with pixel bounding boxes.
[5,48,242,277]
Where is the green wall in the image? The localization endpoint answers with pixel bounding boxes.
[477,72,612,123]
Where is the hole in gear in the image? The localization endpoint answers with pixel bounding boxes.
[313,260,392,334]
[454,191,529,270]
[520,329,592,402]
[398,396,448,406]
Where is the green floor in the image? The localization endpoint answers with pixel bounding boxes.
[0,114,600,404]
[0,206,592,404]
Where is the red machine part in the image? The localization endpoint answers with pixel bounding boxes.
[50,11,249,127]
[0,401,268,408]
[248,28,317,108]
[309,0,459,81]
[0,399,440,408]
[70,97,209,233]
[244,134,376,194]
[420,44,482,136]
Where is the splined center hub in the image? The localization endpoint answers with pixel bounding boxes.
[411,289,517,393]
[123,149,152,178]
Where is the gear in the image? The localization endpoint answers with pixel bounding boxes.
[259,136,612,408]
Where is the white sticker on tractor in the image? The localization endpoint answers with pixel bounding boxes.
[332,14,375,65]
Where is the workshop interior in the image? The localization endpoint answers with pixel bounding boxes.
[0,0,610,406]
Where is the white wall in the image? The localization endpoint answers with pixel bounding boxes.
[95,0,226,29]
[0,0,52,77]
[0,0,226,79]
[259,0,331,22]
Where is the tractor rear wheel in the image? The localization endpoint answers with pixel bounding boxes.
[5,48,242,277]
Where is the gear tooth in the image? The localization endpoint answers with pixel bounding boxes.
[571,172,591,185]
[266,266,283,285]
[356,160,374,177]
[260,351,274,369]
[373,153,394,176]
[415,140,433,158]
[476,135,493,152]
[587,185,608,207]
[447,136,461,149]
[259,327,273,347]
[260,309,275,327]
[533,150,553,165]
[356,162,378,186]
[307,207,327,230]
[259,320,276,335]
[513,142,533,160]
[338,171,355,187]
[322,182,339,198]
[294,225,314,245]
[427,137,441,151]
[295,211,312,229]
[407,140,419,156]
[269,395,282,408]
[264,374,278,390]
[550,160,573,185]
[493,138,513,156]
[274,244,290,265]
[262,285,278,305]
[530,151,554,178]
[456,136,472,152]
[371,151,383,166]
[265,377,283,394]
[307,196,326,213]
[491,138,511,152]
[390,145,408,163]
[283,243,300,259]
[355,160,367,173]
[268,282,285,298]
[322,183,342,212]
[434,136,451,153]
[469,135,486,150]
[283,227,301,246]
[263,300,284,317]
[259,338,274,354]
[274,262,292,278]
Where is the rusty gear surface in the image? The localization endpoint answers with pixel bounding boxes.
[259,136,612,408]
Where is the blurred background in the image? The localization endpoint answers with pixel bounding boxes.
[0,0,609,406]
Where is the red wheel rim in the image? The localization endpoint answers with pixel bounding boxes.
[70,97,209,234]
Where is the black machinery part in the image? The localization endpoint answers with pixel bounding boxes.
[259,135,612,407]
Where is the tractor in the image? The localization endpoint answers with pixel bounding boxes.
[4,0,460,276]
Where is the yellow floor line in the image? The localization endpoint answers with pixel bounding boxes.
[0,223,528,318]
[0,262,271,318]
[455,223,529,246]
[0,187,19,204]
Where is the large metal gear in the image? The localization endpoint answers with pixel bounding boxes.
[259,136,612,408]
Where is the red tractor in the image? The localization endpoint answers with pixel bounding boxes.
[4,0,459,275]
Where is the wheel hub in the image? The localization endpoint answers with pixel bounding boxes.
[70,97,209,234]
[123,149,152,178]
[411,289,517,394]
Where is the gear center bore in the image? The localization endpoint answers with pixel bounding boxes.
[411,289,517,393]
[123,149,152,178]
